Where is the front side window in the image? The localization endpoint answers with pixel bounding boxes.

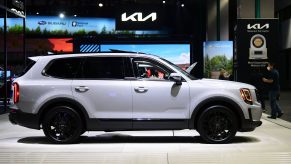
[44,58,82,79]
[81,57,125,79]
[132,58,173,81]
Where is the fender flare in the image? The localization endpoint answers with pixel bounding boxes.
[37,97,90,129]
[189,96,245,129]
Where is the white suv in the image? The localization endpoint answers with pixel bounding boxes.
[9,53,262,144]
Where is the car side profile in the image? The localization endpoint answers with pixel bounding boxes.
[9,53,262,144]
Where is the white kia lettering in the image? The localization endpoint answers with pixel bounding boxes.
[121,12,157,22]
[247,23,269,30]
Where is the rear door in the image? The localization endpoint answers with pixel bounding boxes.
[72,57,132,122]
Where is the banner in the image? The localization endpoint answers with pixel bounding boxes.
[203,41,233,79]
[234,19,279,83]
[26,16,115,34]
[0,16,166,35]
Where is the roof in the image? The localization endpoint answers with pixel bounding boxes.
[29,53,160,61]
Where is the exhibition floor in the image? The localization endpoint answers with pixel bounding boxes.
[0,114,291,164]
[264,90,291,122]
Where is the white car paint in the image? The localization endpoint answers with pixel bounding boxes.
[11,53,262,122]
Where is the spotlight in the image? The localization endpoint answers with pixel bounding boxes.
[36,12,39,15]
[181,3,184,7]
[162,0,166,4]
[98,3,103,7]
[59,13,65,18]
[74,14,77,17]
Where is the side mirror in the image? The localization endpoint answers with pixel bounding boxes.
[169,73,182,85]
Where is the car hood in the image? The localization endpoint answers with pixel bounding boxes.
[191,78,256,90]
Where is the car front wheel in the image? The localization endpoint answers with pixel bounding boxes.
[42,106,83,144]
[197,105,238,144]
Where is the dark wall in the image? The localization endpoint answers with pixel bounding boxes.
[277,2,291,89]
[191,0,207,78]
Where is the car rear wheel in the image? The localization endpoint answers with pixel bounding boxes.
[42,106,83,144]
[197,105,238,144]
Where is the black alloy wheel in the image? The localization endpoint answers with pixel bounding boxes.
[43,106,83,144]
[197,105,238,144]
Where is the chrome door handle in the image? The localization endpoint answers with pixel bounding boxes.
[75,86,89,92]
[134,87,148,93]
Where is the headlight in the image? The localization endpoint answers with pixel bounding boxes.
[240,88,253,105]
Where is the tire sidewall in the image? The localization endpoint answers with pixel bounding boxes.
[197,105,238,144]
[43,106,83,144]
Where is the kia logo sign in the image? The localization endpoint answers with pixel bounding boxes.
[38,21,47,25]
[121,12,157,22]
[247,23,269,30]
[116,8,163,30]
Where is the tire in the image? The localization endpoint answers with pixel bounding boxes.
[197,105,238,144]
[42,106,83,144]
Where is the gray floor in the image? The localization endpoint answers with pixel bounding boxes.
[0,114,291,164]
[264,90,291,122]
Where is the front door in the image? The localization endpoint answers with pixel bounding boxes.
[131,57,190,129]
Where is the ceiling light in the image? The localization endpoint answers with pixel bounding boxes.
[59,13,65,18]
[162,0,166,4]
[98,3,103,7]
[36,12,39,15]
[74,14,77,17]
[181,4,184,7]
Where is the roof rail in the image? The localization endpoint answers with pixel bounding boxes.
[109,49,146,54]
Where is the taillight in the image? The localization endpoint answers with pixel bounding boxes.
[13,82,20,104]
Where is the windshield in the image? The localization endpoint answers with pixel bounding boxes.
[160,58,196,80]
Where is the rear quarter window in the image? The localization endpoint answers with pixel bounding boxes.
[18,59,36,77]
[43,58,82,79]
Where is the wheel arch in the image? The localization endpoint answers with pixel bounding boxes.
[37,97,90,130]
[189,97,245,130]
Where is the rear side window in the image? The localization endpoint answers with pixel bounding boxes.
[44,58,82,79]
[80,57,125,79]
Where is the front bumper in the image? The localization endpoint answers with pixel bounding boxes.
[239,119,262,132]
[239,107,262,132]
[9,109,40,130]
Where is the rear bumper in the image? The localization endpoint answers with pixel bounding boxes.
[9,109,40,130]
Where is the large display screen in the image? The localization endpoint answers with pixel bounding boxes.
[203,41,233,79]
[0,16,167,35]
[0,16,115,34]
[101,44,190,69]
[0,37,73,53]
[26,38,73,53]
